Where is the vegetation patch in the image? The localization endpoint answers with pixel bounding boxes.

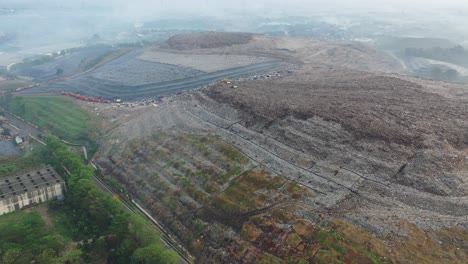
[108,132,465,263]
[29,136,179,264]
[0,209,76,264]
[213,170,286,213]
[218,143,248,164]
[0,142,48,177]
[334,219,468,264]
[0,95,97,151]
[233,212,393,264]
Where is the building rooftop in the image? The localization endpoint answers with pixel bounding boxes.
[15,136,23,144]
[0,165,64,200]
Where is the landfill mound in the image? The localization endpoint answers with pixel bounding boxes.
[166,32,255,50]
[93,63,468,263]
[159,33,405,74]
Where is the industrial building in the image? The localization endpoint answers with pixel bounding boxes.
[0,165,65,215]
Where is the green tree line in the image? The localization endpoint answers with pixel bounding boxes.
[0,212,82,264]
[35,135,178,264]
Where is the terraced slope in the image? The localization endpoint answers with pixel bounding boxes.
[94,64,468,263]
[20,32,405,100]
[23,61,287,100]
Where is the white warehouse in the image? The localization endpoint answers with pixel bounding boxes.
[0,165,66,215]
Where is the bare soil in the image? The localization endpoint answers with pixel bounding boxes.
[166,32,255,50]
[92,63,468,262]
[34,204,52,228]
[167,34,406,73]
[89,32,468,263]
[138,51,271,72]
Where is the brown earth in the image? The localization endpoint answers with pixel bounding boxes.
[92,64,468,262]
[157,33,405,74]
[166,32,255,50]
[138,51,272,72]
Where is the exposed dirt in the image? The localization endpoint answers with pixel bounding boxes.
[209,64,468,150]
[23,33,406,102]
[138,51,271,72]
[34,204,53,228]
[88,32,468,263]
[158,34,405,74]
[166,32,255,50]
[92,63,468,262]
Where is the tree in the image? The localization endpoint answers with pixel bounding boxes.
[42,136,178,264]
[37,248,59,264]
[1,248,23,264]
[132,243,179,264]
[39,233,67,253]
[60,249,82,264]
[110,213,130,239]
[128,215,159,246]
[114,239,134,264]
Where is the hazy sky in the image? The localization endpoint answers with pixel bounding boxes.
[2,0,468,59]
[85,0,468,8]
[5,0,468,17]
[70,0,457,20]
